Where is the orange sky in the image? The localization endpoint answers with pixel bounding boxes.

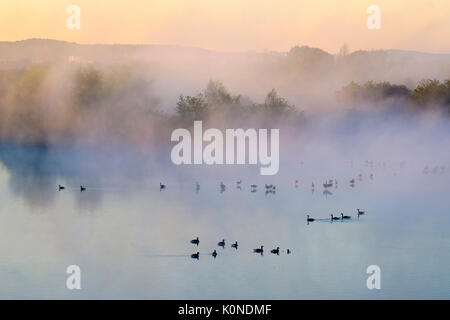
[1,0,449,53]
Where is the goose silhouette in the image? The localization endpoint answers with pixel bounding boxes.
[331,214,340,221]
[191,252,200,260]
[190,237,200,246]
[349,179,355,184]
[341,213,351,220]
[307,215,315,222]
[218,239,226,248]
[58,185,65,191]
[80,185,86,192]
[357,209,365,217]
[271,247,280,255]
[253,245,264,255]
[287,249,291,254]
[231,241,238,249]
[212,249,217,258]
[160,182,166,190]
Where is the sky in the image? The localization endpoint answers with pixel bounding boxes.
[1,0,449,53]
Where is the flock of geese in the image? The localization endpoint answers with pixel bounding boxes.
[306,209,366,224]
[57,178,363,193]
[56,173,371,195]
[188,237,291,260]
[188,208,366,260]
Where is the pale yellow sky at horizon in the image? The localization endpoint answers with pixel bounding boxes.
[0,0,449,53]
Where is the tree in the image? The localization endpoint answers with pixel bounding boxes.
[175,94,210,120]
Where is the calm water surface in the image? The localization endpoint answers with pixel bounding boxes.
[0,146,449,299]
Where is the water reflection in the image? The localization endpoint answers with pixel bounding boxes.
[0,145,449,299]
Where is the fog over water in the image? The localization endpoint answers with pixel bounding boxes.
[0,40,449,298]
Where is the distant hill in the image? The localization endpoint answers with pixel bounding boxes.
[1,39,449,105]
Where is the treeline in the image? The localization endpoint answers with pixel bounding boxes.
[0,64,303,146]
[174,81,303,127]
[338,79,450,111]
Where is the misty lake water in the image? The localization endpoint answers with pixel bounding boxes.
[0,145,449,299]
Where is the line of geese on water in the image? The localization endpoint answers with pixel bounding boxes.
[306,209,366,224]
[189,237,291,260]
[57,174,371,194]
[56,166,448,194]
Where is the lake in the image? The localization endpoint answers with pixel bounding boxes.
[0,144,449,299]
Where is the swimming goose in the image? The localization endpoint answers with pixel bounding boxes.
[287,249,291,254]
[160,182,166,190]
[349,179,355,184]
[271,247,280,255]
[218,239,226,248]
[190,237,200,246]
[231,241,238,249]
[80,185,86,192]
[341,213,351,220]
[253,245,264,254]
[212,250,217,258]
[58,185,65,191]
[307,215,315,222]
[331,214,340,221]
[357,209,365,216]
[191,252,200,260]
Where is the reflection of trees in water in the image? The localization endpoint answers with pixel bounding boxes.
[0,144,104,210]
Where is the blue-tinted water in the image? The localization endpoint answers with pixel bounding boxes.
[0,146,449,299]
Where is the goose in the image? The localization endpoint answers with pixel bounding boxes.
[251,184,257,188]
[294,179,299,187]
[287,249,291,254]
[195,182,200,192]
[331,214,340,221]
[323,182,332,188]
[349,179,355,184]
[212,249,217,258]
[218,239,226,248]
[265,184,273,189]
[311,182,315,188]
[80,185,86,192]
[160,182,166,190]
[231,241,238,249]
[236,180,242,185]
[357,209,365,216]
[271,247,280,255]
[58,185,65,191]
[190,237,200,246]
[253,245,264,254]
[307,215,315,222]
[341,213,351,220]
[191,252,200,260]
